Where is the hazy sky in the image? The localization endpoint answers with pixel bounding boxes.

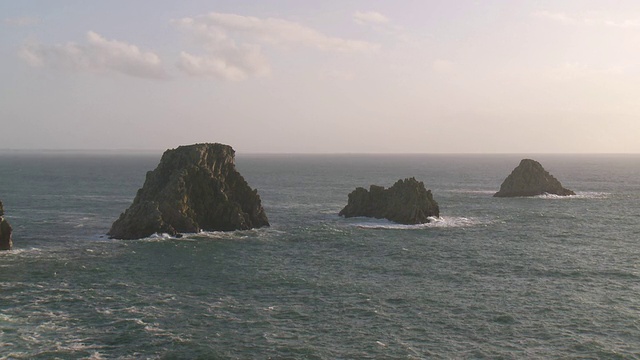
[2,0,640,153]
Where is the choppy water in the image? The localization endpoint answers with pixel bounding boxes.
[1,153,640,359]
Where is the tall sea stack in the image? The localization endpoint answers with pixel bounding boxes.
[494,159,575,197]
[108,143,269,240]
[339,177,440,224]
[0,200,13,250]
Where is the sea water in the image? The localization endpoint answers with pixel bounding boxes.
[1,153,639,359]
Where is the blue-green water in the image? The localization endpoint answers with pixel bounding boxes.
[1,153,640,359]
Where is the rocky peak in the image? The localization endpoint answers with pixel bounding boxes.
[339,177,440,224]
[494,159,575,197]
[108,143,269,240]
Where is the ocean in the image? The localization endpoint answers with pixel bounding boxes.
[1,153,639,359]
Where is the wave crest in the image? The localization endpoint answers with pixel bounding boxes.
[350,216,487,230]
[535,191,609,199]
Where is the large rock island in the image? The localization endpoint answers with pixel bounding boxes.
[494,159,575,197]
[108,143,269,240]
[0,200,13,250]
[339,177,440,224]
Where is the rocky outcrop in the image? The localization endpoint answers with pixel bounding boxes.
[0,201,13,250]
[494,159,575,197]
[108,143,269,240]
[339,177,440,224]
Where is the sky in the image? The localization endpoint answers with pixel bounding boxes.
[2,0,640,153]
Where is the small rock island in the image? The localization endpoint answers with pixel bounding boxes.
[0,200,13,250]
[494,159,575,197]
[339,177,440,224]
[108,143,269,240]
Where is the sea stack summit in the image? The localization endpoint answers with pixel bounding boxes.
[339,177,440,224]
[494,159,576,197]
[0,200,13,250]
[108,143,269,240]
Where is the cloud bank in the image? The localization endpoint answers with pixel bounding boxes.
[19,31,167,79]
[172,12,380,80]
[533,10,640,28]
[353,11,390,25]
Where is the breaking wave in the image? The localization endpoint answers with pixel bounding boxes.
[140,228,277,242]
[535,191,609,199]
[348,216,489,230]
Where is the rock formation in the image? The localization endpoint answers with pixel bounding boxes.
[0,200,13,250]
[108,143,269,240]
[494,159,575,197]
[339,177,440,224]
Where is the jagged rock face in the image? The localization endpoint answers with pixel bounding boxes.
[0,201,13,250]
[108,143,269,240]
[339,177,440,224]
[494,159,575,197]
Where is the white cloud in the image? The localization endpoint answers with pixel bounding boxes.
[182,12,380,52]
[352,10,423,49]
[603,19,640,28]
[533,10,640,28]
[533,11,579,25]
[354,11,390,25]
[177,50,269,81]
[19,31,167,79]
[172,12,379,80]
[4,16,39,27]
[548,62,625,81]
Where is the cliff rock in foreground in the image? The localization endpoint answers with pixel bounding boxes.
[0,201,13,250]
[494,159,575,197]
[108,143,269,239]
[339,177,440,224]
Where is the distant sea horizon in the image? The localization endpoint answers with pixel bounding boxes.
[2,148,640,155]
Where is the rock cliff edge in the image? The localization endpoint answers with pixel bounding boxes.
[0,200,13,250]
[108,143,269,239]
[494,159,575,197]
[339,177,440,224]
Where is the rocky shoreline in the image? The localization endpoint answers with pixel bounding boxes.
[2,153,583,246]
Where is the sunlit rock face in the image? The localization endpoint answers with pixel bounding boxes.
[339,177,440,224]
[108,143,269,240]
[494,159,575,197]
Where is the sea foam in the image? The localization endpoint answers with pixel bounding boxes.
[535,191,609,199]
[349,216,488,230]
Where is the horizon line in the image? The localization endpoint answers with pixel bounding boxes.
[1,149,639,156]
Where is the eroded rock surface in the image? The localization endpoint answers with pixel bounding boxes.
[494,159,575,197]
[0,201,13,250]
[108,143,269,239]
[339,177,440,224]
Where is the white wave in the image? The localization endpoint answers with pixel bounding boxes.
[0,313,17,323]
[535,191,609,199]
[86,352,107,360]
[349,216,487,229]
[426,216,488,227]
[136,227,278,242]
[0,247,44,257]
[143,323,165,334]
[197,227,282,240]
[140,233,180,241]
